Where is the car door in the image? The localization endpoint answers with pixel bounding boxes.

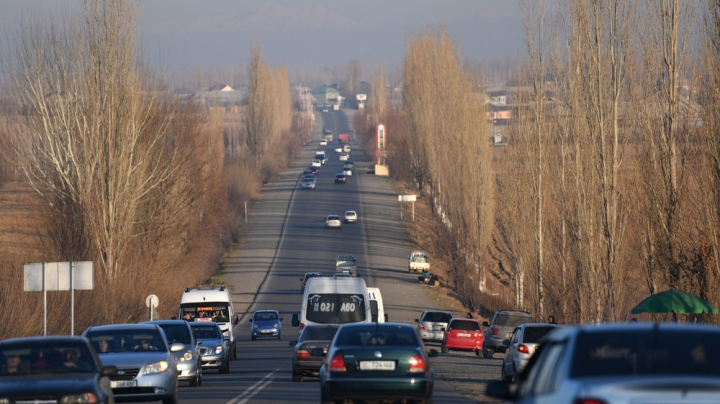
[518,340,569,404]
[503,327,520,375]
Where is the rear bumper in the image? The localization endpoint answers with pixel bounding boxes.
[324,377,433,401]
[445,338,483,351]
[419,330,445,342]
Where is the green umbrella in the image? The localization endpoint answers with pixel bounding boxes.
[631,289,718,314]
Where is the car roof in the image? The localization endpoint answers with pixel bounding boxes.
[494,310,533,316]
[422,309,453,314]
[254,309,279,314]
[345,210,356,213]
[86,323,161,332]
[327,215,340,218]
[449,318,479,323]
[0,336,91,346]
[338,322,416,332]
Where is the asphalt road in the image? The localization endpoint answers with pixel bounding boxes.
[176,109,503,404]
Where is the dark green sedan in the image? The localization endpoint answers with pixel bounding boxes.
[318,322,436,403]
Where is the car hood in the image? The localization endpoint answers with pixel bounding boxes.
[196,337,224,347]
[98,351,173,368]
[254,320,280,328]
[1,373,100,396]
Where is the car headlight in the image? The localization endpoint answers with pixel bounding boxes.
[143,360,170,375]
[0,399,12,404]
[223,330,230,337]
[215,345,224,354]
[180,349,194,361]
[254,324,259,329]
[60,393,98,404]
[273,323,279,328]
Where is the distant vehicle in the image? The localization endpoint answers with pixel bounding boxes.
[338,133,350,144]
[342,162,354,175]
[309,166,320,175]
[339,153,350,161]
[323,128,333,135]
[0,336,117,404]
[318,322,437,403]
[189,322,230,374]
[315,151,328,164]
[343,144,351,153]
[335,173,347,183]
[301,177,316,189]
[441,318,484,356]
[334,146,343,153]
[335,254,357,276]
[486,323,720,403]
[84,323,183,404]
[291,276,372,334]
[290,324,341,382]
[325,215,342,228]
[342,166,353,176]
[249,310,283,340]
[311,159,322,168]
[482,310,535,358]
[300,272,324,292]
[344,211,358,223]
[178,286,239,360]
[146,320,203,387]
[500,323,561,382]
[408,251,430,274]
[320,139,328,146]
[415,310,454,343]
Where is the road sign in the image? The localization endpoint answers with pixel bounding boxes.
[146,294,160,308]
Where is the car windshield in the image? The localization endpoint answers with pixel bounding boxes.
[449,320,480,331]
[180,304,230,323]
[493,313,533,327]
[570,329,720,378]
[0,341,98,375]
[336,327,419,346]
[86,329,166,353]
[157,324,192,344]
[423,312,453,323]
[190,325,221,339]
[411,254,428,263]
[328,216,340,220]
[306,293,366,324]
[300,327,340,342]
[522,326,557,343]
[254,312,278,321]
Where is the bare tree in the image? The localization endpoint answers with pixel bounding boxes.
[245,45,275,169]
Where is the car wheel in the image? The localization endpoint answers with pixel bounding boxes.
[320,386,336,404]
[162,390,178,404]
[220,361,230,374]
[292,372,303,382]
[501,364,509,382]
[483,347,494,358]
[441,345,449,354]
[511,365,518,383]
[251,335,256,341]
[232,345,237,360]
[278,333,282,340]
[475,349,481,356]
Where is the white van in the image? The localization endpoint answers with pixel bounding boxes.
[367,287,387,323]
[291,277,371,334]
[178,286,239,360]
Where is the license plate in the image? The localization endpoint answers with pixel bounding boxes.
[261,330,272,334]
[457,333,471,337]
[433,326,444,331]
[360,361,396,371]
[111,380,137,388]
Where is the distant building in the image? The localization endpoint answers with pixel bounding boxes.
[488,90,509,105]
[208,84,235,92]
[311,85,340,103]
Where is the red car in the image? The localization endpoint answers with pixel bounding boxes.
[441,318,484,356]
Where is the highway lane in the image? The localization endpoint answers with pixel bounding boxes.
[178,109,496,403]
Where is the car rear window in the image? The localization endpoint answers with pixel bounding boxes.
[522,326,557,343]
[336,327,419,346]
[158,324,192,344]
[423,312,453,323]
[449,320,480,331]
[493,313,533,327]
[570,329,720,378]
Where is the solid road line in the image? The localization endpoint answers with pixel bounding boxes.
[225,369,279,404]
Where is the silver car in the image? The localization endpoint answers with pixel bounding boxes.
[189,322,230,374]
[84,323,183,404]
[147,320,202,386]
[325,215,342,229]
[500,323,561,382]
[482,310,534,357]
[415,310,454,343]
[487,323,720,404]
[301,177,316,189]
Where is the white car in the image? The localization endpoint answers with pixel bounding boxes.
[344,211,358,223]
[339,153,349,161]
[320,139,328,146]
[342,167,353,176]
[325,215,342,229]
[334,146,343,153]
[311,159,322,168]
[301,177,316,189]
[343,145,351,153]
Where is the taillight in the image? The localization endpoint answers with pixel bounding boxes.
[517,344,529,354]
[573,399,607,404]
[297,349,311,359]
[330,354,346,372]
[490,327,499,335]
[408,354,427,373]
[299,323,305,331]
[419,325,426,331]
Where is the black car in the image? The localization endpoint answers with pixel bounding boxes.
[310,166,320,175]
[319,323,437,403]
[335,173,346,183]
[290,324,341,382]
[0,336,117,404]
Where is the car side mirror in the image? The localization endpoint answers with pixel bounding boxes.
[101,365,118,376]
[482,321,490,327]
[311,348,326,357]
[248,318,253,323]
[384,314,389,322]
[232,314,239,325]
[485,380,513,400]
[502,340,510,347]
[428,349,438,357]
[289,341,297,346]
[414,319,419,323]
[299,277,303,281]
[170,342,185,353]
[291,314,299,327]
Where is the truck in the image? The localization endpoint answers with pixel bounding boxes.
[338,133,350,144]
[408,250,430,274]
[322,128,334,143]
[335,254,357,276]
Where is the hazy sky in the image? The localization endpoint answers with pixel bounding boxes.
[0,1,525,71]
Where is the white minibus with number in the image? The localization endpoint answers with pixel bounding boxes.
[291,277,371,334]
